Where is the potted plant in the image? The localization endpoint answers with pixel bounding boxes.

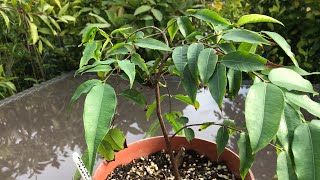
[70,8,320,180]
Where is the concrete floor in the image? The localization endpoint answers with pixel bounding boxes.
[0,74,282,180]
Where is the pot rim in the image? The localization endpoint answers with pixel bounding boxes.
[93,136,254,180]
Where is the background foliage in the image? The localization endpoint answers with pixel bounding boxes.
[0,0,319,99]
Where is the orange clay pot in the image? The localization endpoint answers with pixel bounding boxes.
[93,136,254,180]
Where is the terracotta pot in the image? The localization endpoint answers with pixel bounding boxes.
[93,136,254,180]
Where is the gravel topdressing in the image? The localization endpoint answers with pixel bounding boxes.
[106,149,239,180]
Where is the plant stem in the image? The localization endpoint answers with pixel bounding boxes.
[155,81,181,180]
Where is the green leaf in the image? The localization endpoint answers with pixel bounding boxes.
[167,18,179,41]
[83,83,117,173]
[262,31,298,67]
[131,53,149,76]
[121,88,146,108]
[284,66,320,76]
[227,69,242,100]
[85,65,112,74]
[237,14,284,26]
[208,63,227,109]
[218,43,236,54]
[191,9,230,25]
[222,29,270,45]
[166,112,183,134]
[198,48,218,86]
[110,27,132,36]
[245,82,284,153]
[285,92,320,118]
[216,126,229,158]
[53,0,62,9]
[134,5,151,16]
[118,60,135,88]
[177,16,195,38]
[146,96,165,121]
[277,151,297,180]
[292,121,320,180]
[173,94,200,110]
[28,21,39,45]
[0,10,10,30]
[80,41,98,68]
[40,37,54,48]
[181,65,198,104]
[89,13,108,23]
[269,68,317,95]
[184,128,195,142]
[277,103,302,152]
[151,8,163,21]
[176,117,189,124]
[172,45,188,76]
[144,120,160,138]
[238,133,255,180]
[187,43,204,81]
[68,79,102,111]
[134,38,171,51]
[238,42,257,53]
[102,128,126,151]
[58,2,69,17]
[222,51,267,72]
[199,122,215,131]
[98,141,114,161]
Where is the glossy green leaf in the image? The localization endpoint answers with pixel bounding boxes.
[58,2,69,17]
[198,122,215,131]
[216,126,229,158]
[40,37,54,48]
[284,66,320,76]
[238,133,255,180]
[53,0,62,8]
[188,43,204,81]
[172,45,188,76]
[28,21,39,45]
[134,38,171,51]
[262,31,298,67]
[102,128,126,151]
[237,14,284,26]
[176,117,189,125]
[181,65,198,104]
[184,128,195,142]
[98,141,114,161]
[285,92,320,118]
[218,43,236,54]
[222,29,270,45]
[208,64,227,109]
[165,112,183,134]
[110,27,132,35]
[68,79,102,111]
[177,16,195,38]
[198,48,218,86]
[118,60,135,88]
[222,51,267,72]
[121,88,146,108]
[173,94,200,110]
[238,42,257,53]
[80,41,97,68]
[245,82,284,153]
[167,18,179,41]
[277,103,302,152]
[0,10,10,30]
[83,83,117,173]
[146,96,165,121]
[269,68,317,95]
[191,9,230,25]
[151,8,163,21]
[277,151,297,180]
[227,69,242,100]
[134,5,151,16]
[292,121,320,180]
[131,53,149,76]
[89,13,108,23]
[85,65,112,74]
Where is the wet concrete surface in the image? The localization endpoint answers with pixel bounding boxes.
[1,74,315,180]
